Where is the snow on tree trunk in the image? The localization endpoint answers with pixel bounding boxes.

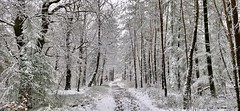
[183,0,199,109]
[203,0,216,97]
[88,0,102,87]
[229,0,240,110]
[64,17,73,90]
[133,29,138,88]
[159,0,167,97]
[100,55,106,86]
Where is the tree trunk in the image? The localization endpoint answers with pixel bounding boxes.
[195,33,201,96]
[77,38,84,91]
[193,1,200,95]
[123,63,127,80]
[154,17,157,84]
[183,0,199,109]
[180,0,188,67]
[88,2,101,87]
[148,20,153,85]
[130,68,132,81]
[177,19,181,90]
[148,49,152,84]
[109,68,115,81]
[133,29,138,88]
[195,46,199,79]
[158,0,167,97]
[82,47,87,86]
[82,13,87,86]
[88,0,101,87]
[203,0,216,97]
[100,56,105,86]
[138,54,143,88]
[143,45,147,84]
[140,15,144,88]
[54,51,59,71]
[40,0,59,49]
[64,17,73,90]
[229,0,240,110]
[88,51,101,86]
[77,13,86,90]
[221,0,238,97]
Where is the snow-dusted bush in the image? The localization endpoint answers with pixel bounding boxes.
[146,88,182,108]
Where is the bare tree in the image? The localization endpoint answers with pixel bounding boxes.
[64,17,73,90]
[158,0,167,97]
[203,0,216,97]
[183,0,199,109]
[88,0,102,87]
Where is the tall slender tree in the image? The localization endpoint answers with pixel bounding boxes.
[88,0,102,87]
[64,17,73,90]
[183,0,199,109]
[158,0,167,97]
[180,0,188,67]
[203,0,216,97]
[229,0,240,110]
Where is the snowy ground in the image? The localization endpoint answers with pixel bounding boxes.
[37,79,236,111]
[38,79,162,111]
[110,79,159,111]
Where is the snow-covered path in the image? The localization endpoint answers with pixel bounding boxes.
[112,85,149,111]
[41,79,234,111]
[106,79,159,111]
[45,79,160,111]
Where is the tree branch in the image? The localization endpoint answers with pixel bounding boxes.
[45,46,52,56]
[49,1,79,15]
[3,37,18,60]
[72,41,88,53]
[49,4,68,15]
[49,0,61,5]
[66,10,97,14]
[0,19,13,27]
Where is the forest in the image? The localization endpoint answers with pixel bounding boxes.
[0,0,240,110]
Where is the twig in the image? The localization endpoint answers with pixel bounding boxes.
[0,19,13,27]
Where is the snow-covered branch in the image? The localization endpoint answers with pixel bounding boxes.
[0,19,13,27]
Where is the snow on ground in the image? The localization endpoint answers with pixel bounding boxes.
[109,79,127,89]
[95,83,116,111]
[46,79,173,111]
[39,78,235,111]
[128,88,160,111]
[50,105,88,111]
[116,81,126,88]
[55,87,89,95]
[95,94,115,111]
[109,78,122,87]
[110,79,164,111]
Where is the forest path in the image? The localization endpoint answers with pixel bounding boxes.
[108,79,159,111]
[47,79,160,111]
